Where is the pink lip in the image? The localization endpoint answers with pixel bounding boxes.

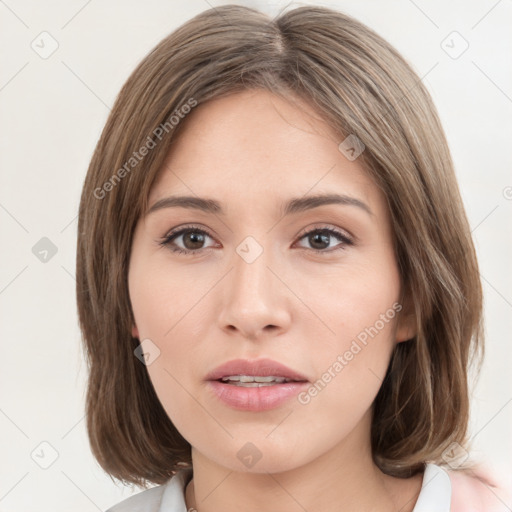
[205,358,309,382]
[205,358,309,411]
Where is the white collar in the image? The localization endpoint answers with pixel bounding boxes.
[158,463,451,512]
[412,463,452,511]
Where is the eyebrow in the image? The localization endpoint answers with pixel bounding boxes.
[146,193,373,217]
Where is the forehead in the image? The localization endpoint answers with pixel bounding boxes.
[149,89,381,216]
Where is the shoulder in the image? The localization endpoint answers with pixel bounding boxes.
[448,466,512,512]
[104,469,193,512]
[105,483,168,512]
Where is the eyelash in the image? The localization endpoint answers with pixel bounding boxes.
[158,223,354,256]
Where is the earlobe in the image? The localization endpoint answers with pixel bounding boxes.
[396,312,417,343]
[131,324,139,339]
[395,292,417,343]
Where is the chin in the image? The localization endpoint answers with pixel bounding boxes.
[204,438,312,475]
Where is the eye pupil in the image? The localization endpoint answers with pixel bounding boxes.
[184,231,205,249]
[310,231,330,249]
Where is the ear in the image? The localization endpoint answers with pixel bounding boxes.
[395,296,417,343]
[131,324,140,339]
[396,312,416,342]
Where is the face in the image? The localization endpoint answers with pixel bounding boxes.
[128,89,415,474]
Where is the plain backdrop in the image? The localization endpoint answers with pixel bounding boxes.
[1,0,511,510]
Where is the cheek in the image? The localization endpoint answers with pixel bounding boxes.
[292,314,397,447]
[146,358,197,423]
[128,260,216,434]
[297,259,400,412]
[128,254,214,342]
[307,304,398,396]
[311,259,401,351]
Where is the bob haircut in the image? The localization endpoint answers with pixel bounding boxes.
[76,4,484,488]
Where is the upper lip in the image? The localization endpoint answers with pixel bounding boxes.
[206,358,309,382]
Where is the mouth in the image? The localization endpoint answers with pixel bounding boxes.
[217,375,307,387]
[206,357,310,383]
[205,358,309,411]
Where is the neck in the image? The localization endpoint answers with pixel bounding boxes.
[184,411,421,512]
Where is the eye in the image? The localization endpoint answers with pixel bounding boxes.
[158,224,354,255]
[158,224,217,256]
[294,226,354,254]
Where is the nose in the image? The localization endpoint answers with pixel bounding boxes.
[217,244,292,341]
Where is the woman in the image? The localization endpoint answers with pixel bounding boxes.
[76,4,508,511]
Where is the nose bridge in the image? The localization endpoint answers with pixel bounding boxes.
[218,235,290,337]
[231,236,275,308]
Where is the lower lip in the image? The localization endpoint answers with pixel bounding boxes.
[207,380,309,411]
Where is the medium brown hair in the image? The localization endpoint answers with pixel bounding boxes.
[76,4,484,487]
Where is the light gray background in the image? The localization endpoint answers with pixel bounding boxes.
[1,0,511,510]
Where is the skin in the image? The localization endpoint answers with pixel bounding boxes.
[128,89,422,512]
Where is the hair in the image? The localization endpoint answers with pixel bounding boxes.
[76,3,484,488]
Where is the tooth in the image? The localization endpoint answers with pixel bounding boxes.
[221,375,290,382]
[254,376,286,383]
[220,375,293,385]
[233,382,275,387]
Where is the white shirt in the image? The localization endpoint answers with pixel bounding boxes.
[105,463,451,512]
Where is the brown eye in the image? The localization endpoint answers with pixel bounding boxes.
[181,231,207,250]
[159,224,354,256]
[295,227,353,253]
[160,226,216,255]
